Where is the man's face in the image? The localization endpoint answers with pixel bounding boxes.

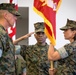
[34,32,47,44]
[4,11,17,27]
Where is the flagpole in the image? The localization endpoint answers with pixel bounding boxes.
[50,42,54,75]
[33,0,62,74]
[49,61,54,75]
[51,61,53,70]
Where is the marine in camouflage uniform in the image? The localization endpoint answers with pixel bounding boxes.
[0,3,20,75]
[16,22,50,75]
[48,19,76,75]
[0,25,15,75]
[56,42,76,75]
[21,43,49,75]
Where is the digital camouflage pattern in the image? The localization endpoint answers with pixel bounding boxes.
[20,43,50,75]
[56,41,76,75]
[34,22,45,32]
[0,25,15,75]
[0,3,20,16]
[60,19,76,30]
[16,55,26,75]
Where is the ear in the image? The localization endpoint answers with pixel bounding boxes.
[3,11,8,19]
[34,33,37,38]
[75,31,76,35]
[73,30,76,35]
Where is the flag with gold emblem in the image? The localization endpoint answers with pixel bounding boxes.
[33,0,62,45]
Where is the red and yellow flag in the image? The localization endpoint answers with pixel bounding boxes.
[33,0,62,45]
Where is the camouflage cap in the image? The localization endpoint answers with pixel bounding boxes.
[0,3,20,16]
[60,19,76,30]
[34,22,45,33]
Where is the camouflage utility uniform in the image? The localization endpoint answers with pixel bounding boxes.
[56,41,76,75]
[15,55,26,75]
[20,43,50,75]
[0,25,15,75]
